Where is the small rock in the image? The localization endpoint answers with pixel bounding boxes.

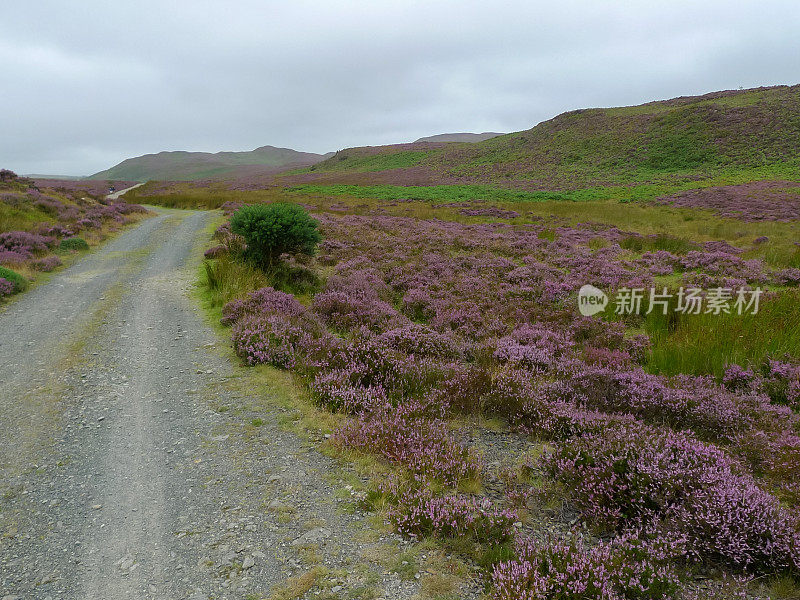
[291,527,332,547]
[242,556,255,570]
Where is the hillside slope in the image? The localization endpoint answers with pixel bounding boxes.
[286,85,800,190]
[413,132,503,143]
[90,145,327,182]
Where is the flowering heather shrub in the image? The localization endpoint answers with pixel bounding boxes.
[203,244,227,259]
[313,287,406,332]
[0,250,29,266]
[36,224,74,238]
[543,423,800,571]
[723,364,757,392]
[377,324,461,359]
[31,255,62,272]
[654,182,800,222]
[533,365,754,440]
[76,217,101,230]
[389,490,517,544]
[735,430,800,504]
[333,398,481,486]
[0,277,14,297]
[221,285,309,326]
[491,533,683,600]
[231,313,322,368]
[775,268,800,286]
[309,371,388,414]
[681,251,767,283]
[762,360,800,407]
[220,200,244,215]
[0,230,53,257]
[326,337,456,400]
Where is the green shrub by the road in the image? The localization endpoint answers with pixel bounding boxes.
[230,203,321,268]
[59,237,89,251]
[0,266,28,293]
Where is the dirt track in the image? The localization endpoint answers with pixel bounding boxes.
[0,209,427,600]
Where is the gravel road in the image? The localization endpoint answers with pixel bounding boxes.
[0,210,430,600]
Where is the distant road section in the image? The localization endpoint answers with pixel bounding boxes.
[106,182,145,200]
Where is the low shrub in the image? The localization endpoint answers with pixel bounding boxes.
[31,255,62,272]
[230,202,321,267]
[0,266,27,293]
[492,533,684,600]
[542,423,800,572]
[389,490,517,545]
[59,237,89,251]
[332,398,482,486]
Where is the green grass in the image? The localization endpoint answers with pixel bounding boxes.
[310,150,429,173]
[287,183,606,203]
[0,203,54,232]
[644,290,800,377]
[202,254,272,309]
[0,265,28,293]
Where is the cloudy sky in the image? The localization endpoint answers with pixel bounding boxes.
[3,1,799,175]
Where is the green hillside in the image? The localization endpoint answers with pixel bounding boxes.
[89,145,327,182]
[290,85,800,190]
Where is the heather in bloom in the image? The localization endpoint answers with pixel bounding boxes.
[31,255,62,272]
[542,423,800,571]
[221,285,308,326]
[492,533,684,600]
[0,230,53,257]
[332,398,481,487]
[213,206,800,593]
[389,490,517,544]
[0,277,14,297]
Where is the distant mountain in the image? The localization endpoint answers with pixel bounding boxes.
[413,132,504,143]
[89,146,327,182]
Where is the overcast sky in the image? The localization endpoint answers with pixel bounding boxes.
[2,1,799,175]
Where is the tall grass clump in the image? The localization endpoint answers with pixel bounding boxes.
[646,290,800,377]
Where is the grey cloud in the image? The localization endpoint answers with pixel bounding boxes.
[2,0,799,175]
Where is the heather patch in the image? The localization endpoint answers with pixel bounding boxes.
[0,172,147,291]
[542,423,800,571]
[209,203,800,596]
[655,181,800,222]
[492,533,684,600]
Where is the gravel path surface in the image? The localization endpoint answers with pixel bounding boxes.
[0,210,428,600]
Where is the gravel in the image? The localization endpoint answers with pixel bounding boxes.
[0,209,429,599]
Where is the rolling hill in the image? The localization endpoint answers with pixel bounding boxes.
[89,145,329,182]
[283,85,800,190]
